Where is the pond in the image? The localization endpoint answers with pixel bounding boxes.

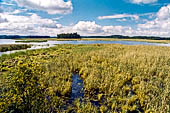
[0,39,170,56]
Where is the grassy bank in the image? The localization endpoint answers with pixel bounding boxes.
[16,38,170,44]
[15,40,48,43]
[0,44,169,113]
[0,44,31,52]
[82,38,170,44]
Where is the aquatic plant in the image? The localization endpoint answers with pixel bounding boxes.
[15,40,48,43]
[0,44,31,52]
[0,44,169,112]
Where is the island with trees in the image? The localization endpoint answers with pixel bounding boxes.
[57,33,81,39]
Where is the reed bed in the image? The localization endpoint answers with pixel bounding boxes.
[15,40,48,43]
[0,44,169,113]
[0,44,31,52]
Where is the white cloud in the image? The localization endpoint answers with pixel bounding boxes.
[117,18,127,22]
[72,21,135,36]
[15,0,73,14]
[1,0,17,6]
[6,9,23,15]
[102,26,133,35]
[137,4,170,36]
[98,14,139,20]
[157,5,170,20]
[0,4,170,37]
[73,21,103,34]
[1,13,58,28]
[74,6,170,36]
[0,15,8,23]
[0,13,63,35]
[12,10,21,14]
[130,0,157,4]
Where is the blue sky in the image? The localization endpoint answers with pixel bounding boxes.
[0,0,170,36]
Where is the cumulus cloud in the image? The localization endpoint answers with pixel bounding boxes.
[15,0,73,14]
[96,5,170,37]
[11,10,21,14]
[72,21,135,36]
[73,5,170,37]
[137,4,170,36]
[0,4,170,37]
[0,15,8,23]
[73,21,103,34]
[1,1,15,6]
[130,0,157,4]
[0,13,63,35]
[102,26,133,35]
[1,13,58,28]
[98,14,139,20]
[157,5,170,20]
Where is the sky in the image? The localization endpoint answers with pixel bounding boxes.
[0,0,170,37]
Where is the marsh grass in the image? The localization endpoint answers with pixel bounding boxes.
[15,40,48,43]
[82,38,170,44]
[16,38,170,44]
[0,44,169,113]
[0,44,31,52]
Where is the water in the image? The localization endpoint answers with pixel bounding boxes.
[0,45,52,56]
[69,74,144,112]
[70,74,102,107]
[0,39,53,56]
[70,74,84,103]
[1,39,170,46]
[1,39,170,56]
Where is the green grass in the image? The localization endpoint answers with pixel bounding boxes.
[0,44,169,113]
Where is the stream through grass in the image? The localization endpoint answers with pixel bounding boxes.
[70,74,144,113]
[70,74,84,102]
[69,74,103,111]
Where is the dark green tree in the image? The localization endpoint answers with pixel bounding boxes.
[57,33,81,39]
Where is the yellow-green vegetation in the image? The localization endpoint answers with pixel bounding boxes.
[0,44,31,52]
[0,44,169,113]
[16,38,170,44]
[82,38,170,44]
[15,40,48,43]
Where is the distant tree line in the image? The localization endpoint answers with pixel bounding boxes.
[83,35,170,40]
[0,35,50,39]
[57,33,81,39]
[0,34,170,40]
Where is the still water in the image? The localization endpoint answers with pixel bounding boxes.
[0,39,170,56]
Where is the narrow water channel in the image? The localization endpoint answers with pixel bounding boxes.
[70,73,84,103]
[69,74,101,107]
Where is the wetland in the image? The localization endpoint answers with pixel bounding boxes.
[0,43,169,113]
